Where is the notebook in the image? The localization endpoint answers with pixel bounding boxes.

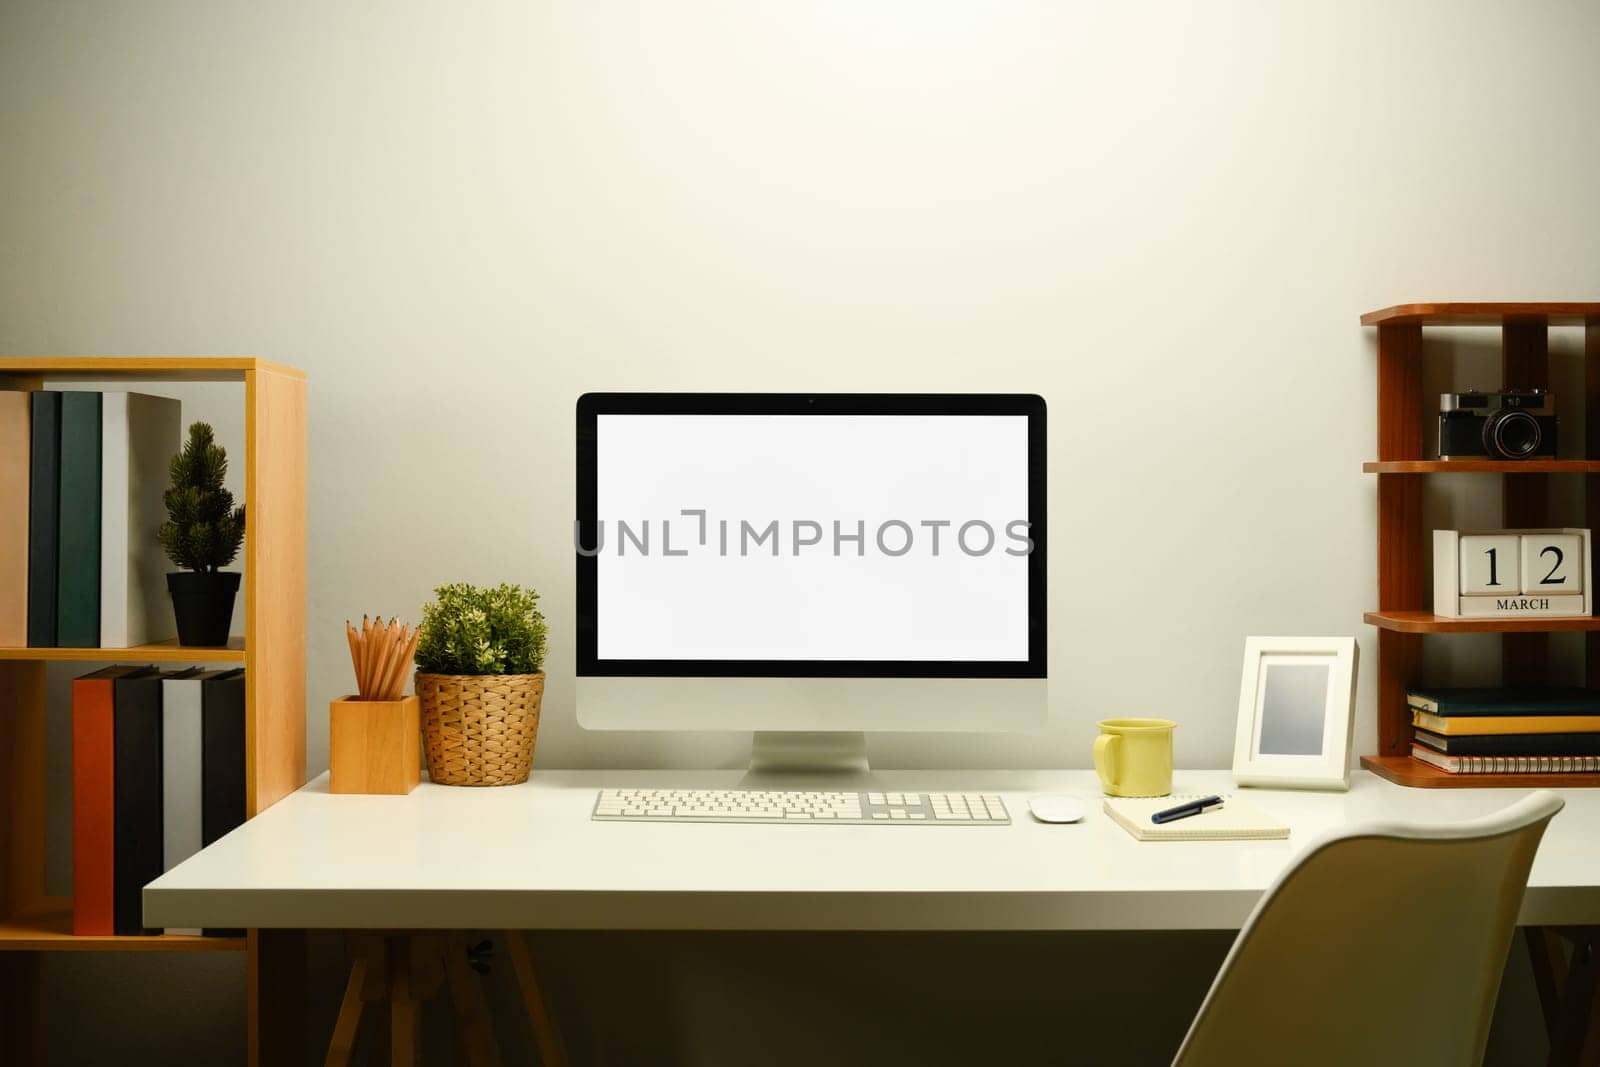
[1411,744,1600,776]
[1411,709,1600,736]
[1103,793,1290,842]
[1406,687,1600,716]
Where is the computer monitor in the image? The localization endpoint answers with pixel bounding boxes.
[575,393,1046,773]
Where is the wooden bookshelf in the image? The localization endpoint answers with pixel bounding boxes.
[0,357,305,1065]
[1359,305,1600,788]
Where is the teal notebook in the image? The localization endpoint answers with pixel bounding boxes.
[56,391,102,647]
[1406,687,1600,717]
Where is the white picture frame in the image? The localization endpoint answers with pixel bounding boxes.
[1232,636,1359,791]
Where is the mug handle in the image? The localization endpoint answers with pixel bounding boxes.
[1093,734,1121,792]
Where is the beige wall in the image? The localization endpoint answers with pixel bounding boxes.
[4,1,1597,1063]
[6,1,1600,774]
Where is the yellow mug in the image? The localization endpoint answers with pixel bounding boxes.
[1094,718,1176,797]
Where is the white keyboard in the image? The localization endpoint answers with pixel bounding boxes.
[592,789,1010,825]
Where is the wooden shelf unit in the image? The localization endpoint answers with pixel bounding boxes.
[0,358,305,1065]
[1359,304,1600,788]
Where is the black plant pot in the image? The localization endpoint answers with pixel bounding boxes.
[167,571,241,647]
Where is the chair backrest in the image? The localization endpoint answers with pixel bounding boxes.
[1173,790,1564,1067]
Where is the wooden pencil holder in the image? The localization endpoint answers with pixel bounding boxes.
[329,695,421,795]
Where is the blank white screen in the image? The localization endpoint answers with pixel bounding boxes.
[594,414,1031,661]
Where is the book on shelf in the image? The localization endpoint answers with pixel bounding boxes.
[1413,728,1600,757]
[72,665,151,936]
[161,667,206,935]
[1411,743,1600,776]
[201,667,246,937]
[27,391,61,646]
[56,391,102,647]
[101,393,182,647]
[0,391,28,646]
[113,668,167,935]
[14,389,184,648]
[1407,687,1600,717]
[1412,709,1600,736]
[201,668,246,848]
[72,664,248,939]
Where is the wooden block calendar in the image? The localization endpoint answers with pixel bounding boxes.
[1433,528,1592,619]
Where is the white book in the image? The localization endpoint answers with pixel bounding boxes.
[100,393,181,647]
[162,669,205,935]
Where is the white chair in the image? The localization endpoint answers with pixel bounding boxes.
[1173,790,1565,1067]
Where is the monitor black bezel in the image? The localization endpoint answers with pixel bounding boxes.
[575,392,1046,678]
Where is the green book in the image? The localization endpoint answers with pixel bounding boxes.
[1406,687,1600,717]
[56,392,102,647]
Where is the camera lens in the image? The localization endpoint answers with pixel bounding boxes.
[1486,409,1542,459]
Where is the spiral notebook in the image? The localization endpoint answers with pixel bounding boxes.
[1103,793,1289,842]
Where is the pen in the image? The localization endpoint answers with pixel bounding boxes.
[1151,795,1225,824]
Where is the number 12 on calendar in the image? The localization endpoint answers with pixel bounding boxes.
[1434,528,1592,619]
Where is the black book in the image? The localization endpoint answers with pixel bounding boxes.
[112,667,163,935]
[26,391,60,647]
[55,390,102,648]
[1406,687,1600,716]
[1412,728,1600,758]
[202,668,246,937]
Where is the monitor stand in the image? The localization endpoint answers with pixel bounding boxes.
[738,731,873,788]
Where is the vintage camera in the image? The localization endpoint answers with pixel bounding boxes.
[1438,389,1558,460]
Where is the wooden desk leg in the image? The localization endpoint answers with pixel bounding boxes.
[389,935,419,1067]
[506,932,568,1067]
[324,953,370,1067]
[323,931,538,1067]
[0,952,44,1067]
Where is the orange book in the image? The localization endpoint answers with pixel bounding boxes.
[0,391,27,646]
[72,666,134,935]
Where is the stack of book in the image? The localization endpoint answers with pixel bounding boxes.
[72,666,246,935]
[1409,687,1600,775]
[0,389,180,648]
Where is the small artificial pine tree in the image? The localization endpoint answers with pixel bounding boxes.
[158,422,246,572]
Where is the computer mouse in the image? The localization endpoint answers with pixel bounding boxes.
[1028,795,1088,824]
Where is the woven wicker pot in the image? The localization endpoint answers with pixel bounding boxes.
[416,672,545,786]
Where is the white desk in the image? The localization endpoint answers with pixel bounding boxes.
[145,769,1600,932]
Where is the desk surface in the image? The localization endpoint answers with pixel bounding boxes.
[144,769,1600,932]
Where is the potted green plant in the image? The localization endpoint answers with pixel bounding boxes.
[415,582,548,786]
[158,422,245,647]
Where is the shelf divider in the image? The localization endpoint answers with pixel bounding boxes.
[1365,611,1600,634]
[0,638,245,663]
[1361,303,1600,327]
[1364,460,1600,474]
[0,909,245,952]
